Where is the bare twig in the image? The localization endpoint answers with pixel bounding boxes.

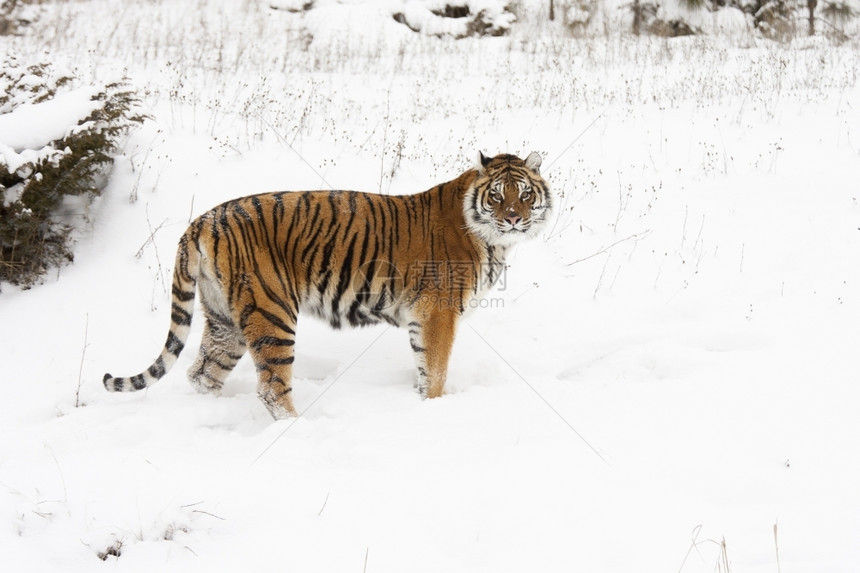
[75,314,89,408]
[566,230,651,267]
[774,521,781,573]
[614,171,631,232]
[47,448,68,504]
[677,526,732,573]
[512,282,539,304]
[135,205,168,304]
[379,76,396,195]
[188,195,195,224]
[718,536,730,573]
[192,509,226,521]
[134,216,167,259]
[130,129,162,203]
[679,204,689,250]
[593,255,610,299]
[318,492,330,516]
[677,524,703,573]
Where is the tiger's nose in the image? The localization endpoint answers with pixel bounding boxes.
[505,212,522,226]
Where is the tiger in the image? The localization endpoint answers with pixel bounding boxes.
[104,151,551,419]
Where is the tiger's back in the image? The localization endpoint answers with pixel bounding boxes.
[104,152,551,418]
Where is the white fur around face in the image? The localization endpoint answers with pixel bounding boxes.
[463,151,552,248]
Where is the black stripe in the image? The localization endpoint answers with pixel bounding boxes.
[212,207,224,280]
[172,285,196,302]
[347,299,364,326]
[256,307,297,336]
[239,304,255,330]
[358,258,375,303]
[131,374,147,390]
[385,256,399,308]
[331,232,359,318]
[250,335,295,351]
[233,202,253,223]
[363,192,377,219]
[300,202,324,261]
[199,370,223,384]
[210,356,239,370]
[272,193,285,223]
[166,330,185,355]
[199,354,240,372]
[202,302,233,329]
[148,357,167,378]
[316,221,341,295]
[272,386,294,399]
[265,356,295,366]
[357,219,371,272]
[171,303,192,326]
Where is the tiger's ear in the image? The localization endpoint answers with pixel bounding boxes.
[525,151,542,174]
[477,151,492,173]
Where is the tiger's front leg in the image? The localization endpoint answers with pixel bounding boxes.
[410,308,458,399]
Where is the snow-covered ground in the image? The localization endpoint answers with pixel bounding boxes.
[2,1,859,571]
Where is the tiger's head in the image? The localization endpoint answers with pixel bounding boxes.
[464,151,552,246]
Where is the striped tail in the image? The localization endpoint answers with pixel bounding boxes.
[103,232,200,393]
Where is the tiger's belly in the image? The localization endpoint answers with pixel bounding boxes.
[298,289,409,330]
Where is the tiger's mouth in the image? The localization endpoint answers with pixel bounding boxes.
[497,221,529,233]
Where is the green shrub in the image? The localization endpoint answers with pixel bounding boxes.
[0,58,146,288]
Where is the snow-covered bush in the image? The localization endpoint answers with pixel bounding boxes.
[0,0,39,36]
[268,0,314,12]
[392,0,516,38]
[822,0,860,18]
[821,0,860,38]
[0,58,146,288]
[624,0,718,37]
[613,0,860,39]
[563,0,599,35]
[754,0,797,39]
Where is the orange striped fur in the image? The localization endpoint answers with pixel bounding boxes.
[104,152,551,418]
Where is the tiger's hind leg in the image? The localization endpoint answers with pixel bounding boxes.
[188,314,246,396]
[240,300,299,419]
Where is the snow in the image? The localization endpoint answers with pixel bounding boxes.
[1,1,860,572]
[0,87,99,152]
[0,82,100,208]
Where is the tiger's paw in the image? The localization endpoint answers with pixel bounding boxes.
[265,403,298,420]
[416,382,428,399]
[257,390,298,420]
[188,373,222,396]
